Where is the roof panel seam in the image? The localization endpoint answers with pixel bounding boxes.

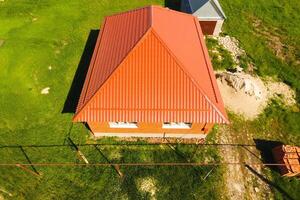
[151,27,228,123]
[73,28,153,121]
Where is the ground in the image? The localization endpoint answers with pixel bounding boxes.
[0,0,299,199]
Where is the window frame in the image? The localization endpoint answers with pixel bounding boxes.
[109,122,138,129]
[162,122,192,129]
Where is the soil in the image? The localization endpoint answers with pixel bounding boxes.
[0,40,4,47]
[251,17,287,60]
[216,71,296,119]
[250,16,300,67]
[216,125,273,200]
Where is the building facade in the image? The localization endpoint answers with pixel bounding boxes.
[180,0,226,35]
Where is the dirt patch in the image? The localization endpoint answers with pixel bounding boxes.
[216,125,273,200]
[0,40,4,47]
[252,17,287,60]
[250,16,299,66]
[136,177,157,200]
[216,71,296,119]
[265,80,296,106]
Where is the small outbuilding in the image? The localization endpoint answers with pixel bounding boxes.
[180,0,226,35]
[73,6,228,138]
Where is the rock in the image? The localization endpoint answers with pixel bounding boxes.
[41,87,50,94]
[32,17,38,22]
[254,187,259,193]
[218,72,262,99]
[236,66,243,72]
[216,35,245,64]
[48,65,52,70]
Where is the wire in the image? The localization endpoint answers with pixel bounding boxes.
[0,162,299,167]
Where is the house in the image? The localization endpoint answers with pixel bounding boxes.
[73,6,228,138]
[180,0,226,35]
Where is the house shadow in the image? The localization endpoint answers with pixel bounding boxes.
[62,29,99,113]
[165,0,181,11]
[253,139,283,172]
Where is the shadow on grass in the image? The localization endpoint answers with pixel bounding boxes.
[254,139,283,172]
[62,29,99,113]
[245,164,295,200]
[19,146,40,176]
[165,0,181,11]
[0,143,257,149]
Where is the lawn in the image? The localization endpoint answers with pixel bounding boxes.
[220,0,300,199]
[0,0,225,199]
[0,0,299,199]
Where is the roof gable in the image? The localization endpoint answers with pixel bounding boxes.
[184,0,226,19]
[74,29,227,123]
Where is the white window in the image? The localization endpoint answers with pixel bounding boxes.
[162,122,192,129]
[109,122,138,128]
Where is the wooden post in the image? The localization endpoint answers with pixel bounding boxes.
[16,164,40,176]
[202,167,215,180]
[93,145,123,177]
[113,164,124,177]
[68,137,89,164]
[18,146,40,176]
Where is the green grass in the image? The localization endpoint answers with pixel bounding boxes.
[0,1,225,199]
[0,0,299,199]
[219,0,300,198]
[220,0,300,102]
[228,104,300,200]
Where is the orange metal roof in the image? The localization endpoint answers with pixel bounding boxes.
[73,6,228,123]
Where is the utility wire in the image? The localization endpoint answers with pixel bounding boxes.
[0,162,299,167]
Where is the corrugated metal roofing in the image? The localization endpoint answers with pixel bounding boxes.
[73,6,228,123]
[76,7,151,111]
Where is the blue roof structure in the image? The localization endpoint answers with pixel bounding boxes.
[181,0,226,20]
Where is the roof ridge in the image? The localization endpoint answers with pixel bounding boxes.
[192,16,228,121]
[150,28,228,123]
[210,0,226,19]
[154,4,196,17]
[73,28,153,121]
[75,18,108,113]
[106,6,152,18]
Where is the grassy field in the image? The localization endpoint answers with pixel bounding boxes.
[0,0,299,199]
[220,0,300,199]
[0,1,226,199]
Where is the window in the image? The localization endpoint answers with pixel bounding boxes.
[162,122,192,129]
[109,122,138,128]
